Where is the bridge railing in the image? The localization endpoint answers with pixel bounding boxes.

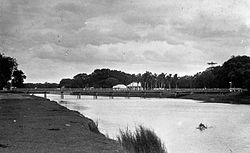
[13,87,242,93]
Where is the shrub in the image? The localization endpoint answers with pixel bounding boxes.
[117,126,167,153]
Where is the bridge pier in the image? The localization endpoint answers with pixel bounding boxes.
[159,92,162,98]
[141,92,146,98]
[126,92,130,99]
[44,92,47,98]
[93,93,98,99]
[174,92,178,97]
[109,92,114,99]
[61,91,64,99]
[77,93,81,99]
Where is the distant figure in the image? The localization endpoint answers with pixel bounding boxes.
[197,123,207,131]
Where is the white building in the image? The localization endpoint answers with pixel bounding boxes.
[127,82,143,90]
[112,84,127,90]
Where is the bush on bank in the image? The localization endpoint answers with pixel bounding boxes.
[117,125,167,153]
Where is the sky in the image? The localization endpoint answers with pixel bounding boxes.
[1,0,250,83]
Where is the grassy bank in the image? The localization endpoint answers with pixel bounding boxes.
[0,93,125,153]
[177,91,250,104]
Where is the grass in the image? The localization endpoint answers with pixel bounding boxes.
[117,125,167,153]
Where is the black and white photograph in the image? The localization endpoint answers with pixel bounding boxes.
[1,0,250,153]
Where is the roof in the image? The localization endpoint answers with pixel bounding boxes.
[127,82,141,87]
[112,84,127,89]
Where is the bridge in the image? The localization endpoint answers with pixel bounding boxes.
[12,88,241,99]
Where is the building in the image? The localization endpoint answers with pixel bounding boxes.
[127,82,143,90]
[112,84,127,90]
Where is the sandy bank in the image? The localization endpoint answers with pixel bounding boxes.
[0,93,125,153]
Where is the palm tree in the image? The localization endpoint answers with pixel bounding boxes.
[166,74,172,89]
[157,73,166,88]
[173,74,178,89]
[142,71,153,90]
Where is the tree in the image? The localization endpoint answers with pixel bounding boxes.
[178,75,193,88]
[173,74,178,89]
[192,68,218,88]
[59,79,73,88]
[190,56,250,89]
[219,55,250,89]
[24,83,59,88]
[157,73,166,88]
[166,74,172,89]
[141,71,153,89]
[153,73,158,88]
[12,69,26,88]
[59,68,137,88]
[73,73,89,88]
[0,53,25,89]
[135,73,142,83]
[104,77,119,88]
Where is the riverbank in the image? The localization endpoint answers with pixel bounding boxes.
[177,92,250,104]
[0,93,125,153]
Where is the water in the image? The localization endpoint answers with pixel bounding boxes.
[38,94,250,153]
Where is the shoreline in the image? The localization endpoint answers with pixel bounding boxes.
[176,92,250,105]
[0,93,125,153]
[10,89,250,105]
[40,91,250,105]
[70,91,250,105]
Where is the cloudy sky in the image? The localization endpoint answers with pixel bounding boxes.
[1,0,250,83]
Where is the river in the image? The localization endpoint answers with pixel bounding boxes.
[39,94,250,153]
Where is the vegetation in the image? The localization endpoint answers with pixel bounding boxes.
[190,55,250,89]
[59,69,136,88]
[4,54,248,91]
[24,82,59,88]
[0,53,26,89]
[59,55,250,91]
[117,126,167,153]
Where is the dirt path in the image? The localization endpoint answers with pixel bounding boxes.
[0,93,125,153]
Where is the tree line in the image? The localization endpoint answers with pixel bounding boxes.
[2,53,250,90]
[24,83,59,88]
[59,55,250,90]
[59,69,135,88]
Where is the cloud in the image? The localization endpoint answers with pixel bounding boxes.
[1,0,250,82]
